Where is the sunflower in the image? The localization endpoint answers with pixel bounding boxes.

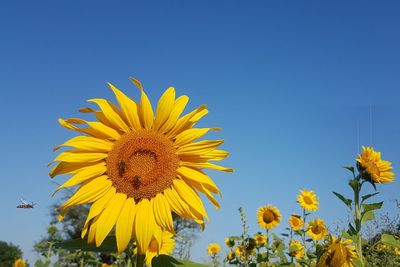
[225,237,235,248]
[307,218,328,240]
[289,240,304,259]
[50,77,232,253]
[254,233,267,246]
[13,259,26,267]
[297,190,319,211]
[207,243,221,255]
[289,214,303,231]
[317,235,357,267]
[226,251,235,261]
[145,230,175,266]
[257,205,281,230]
[101,264,112,267]
[357,146,394,183]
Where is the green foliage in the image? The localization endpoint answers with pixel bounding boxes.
[0,241,23,267]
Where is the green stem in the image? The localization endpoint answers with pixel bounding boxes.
[354,181,365,266]
[265,229,270,264]
[136,254,145,267]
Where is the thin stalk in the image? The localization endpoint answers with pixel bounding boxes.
[265,229,270,264]
[354,180,364,266]
[136,254,145,267]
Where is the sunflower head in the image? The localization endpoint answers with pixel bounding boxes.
[317,235,357,267]
[50,77,232,254]
[257,205,281,230]
[207,243,221,255]
[225,237,235,248]
[289,240,304,259]
[307,218,328,241]
[254,233,267,246]
[357,146,395,184]
[289,214,303,231]
[297,190,319,211]
[145,230,175,266]
[226,251,235,261]
[13,259,26,267]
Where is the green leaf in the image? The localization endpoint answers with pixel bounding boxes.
[361,192,379,203]
[362,202,383,213]
[353,258,363,267]
[361,210,375,224]
[348,179,360,193]
[281,233,289,237]
[343,166,355,174]
[332,191,352,208]
[54,236,117,252]
[347,223,357,236]
[381,234,400,248]
[152,255,182,267]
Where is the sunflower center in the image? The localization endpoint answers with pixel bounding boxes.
[148,238,159,253]
[303,196,313,205]
[312,225,322,235]
[263,210,276,224]
[106,130,179,201]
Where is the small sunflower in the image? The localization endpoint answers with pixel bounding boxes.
[297,190,319,211]
[257,205,281,230]
[394,247,400,256]
[289,240,304,259]
[235,245,244,256]
[145,230,175,266]
[307,218,328,240]
[225,237,235,248]
[289,214,303,231]
[226,251,235,261]
[50,77,232,253]
[357,146,395,183]
[317,235,357,267]
[207,243,221,255]
[13,259,26,267]
[254,233,267,246]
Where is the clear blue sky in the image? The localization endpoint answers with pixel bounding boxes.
[1,1,400,264]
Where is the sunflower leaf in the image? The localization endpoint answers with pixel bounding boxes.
[347,223,357,236]
[381,234,400,248]
[348,179,360,194]
[332,192,352,208]
[362,202,383,213]
[152,255,182,267]
[343,166,355,174]
[361,210,375,225]
[361,192,379,203]
[54,236,117,252]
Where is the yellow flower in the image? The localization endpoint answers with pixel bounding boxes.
[50,77,232,253]
[289,214,303,231]
[235,245,244,256]
[13,259,26,267]
[145,230,175,266]
[357,146,395,183]
[394,247,400,256]
[289,240,304,259]
[317,235,357,267]
[307,218,328,240]
[225,237,235,248]
[208,243,221,255]
[297,190,319,211]
[257,205,281,230]
[227,251,235,261]
[254,233,267,245]
[101,264,112,267]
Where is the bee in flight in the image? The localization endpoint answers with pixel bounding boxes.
[17,199,35,209]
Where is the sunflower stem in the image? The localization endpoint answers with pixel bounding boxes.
[353,177,365,266]
[136,254,145,267]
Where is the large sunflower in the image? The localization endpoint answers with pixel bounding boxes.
[317,235,357,267]
[307,218,328,241]
[50,77,232,253]
[357,146,394,183]
[257,205,281,230]
[297,190,319,211]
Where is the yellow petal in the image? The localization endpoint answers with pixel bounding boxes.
[172,179,208,221]
[159,95,189,134]
[177,166,220,194]
[95,193,127,246]
[53,163,107,195]
[134,83,154,130]
[88,98,130,133]
[86,121,120,140]
[174,127,220,147]
[134,199,156,254]
[152,193,174,233]
[50,162,104,178]
[87,216,99,244]
[82,187,116,238]
[58,118,115,140]
[60,175,112,210]
[108,83,142,130]
[153,87,176,131]
[180,161,234,172]
[167,105,207,138]
[177,140,224,156]
[189,181,220,209]
[130,76,144,90]
[116,198,136,252]
[53,136,113,152]
[52,150,108,164]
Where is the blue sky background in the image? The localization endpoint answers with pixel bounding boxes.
[1,1,400,264]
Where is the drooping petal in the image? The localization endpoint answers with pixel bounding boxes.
[152,193,174,233]
[53,163,107,194]
[153,87,176,131]
[108,83,142,130]
[177,166,220,194]
[95,193,127,246]
[87,216,99,244]
[116,197,136,252]
[134,199,156,253]
[53,136,113,152]
[88,98,130,133]
[177,140,224,156]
